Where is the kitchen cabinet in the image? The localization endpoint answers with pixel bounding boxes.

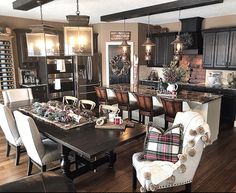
[203,27,236,69]
[13,28,38,69]
[178,83,236,127]
[21,84,48,101]
[202,32,215,68]
[148,32,176,67]
[0,35,16,100]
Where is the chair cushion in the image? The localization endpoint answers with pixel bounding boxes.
[143,124,183,163]
[42,139,61,165]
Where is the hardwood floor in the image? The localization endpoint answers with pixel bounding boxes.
[0,127,235,192]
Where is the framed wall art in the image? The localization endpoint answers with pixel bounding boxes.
[105,41,134,85]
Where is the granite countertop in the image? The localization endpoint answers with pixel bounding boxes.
[142,80,236,91]
[108,84,222,104]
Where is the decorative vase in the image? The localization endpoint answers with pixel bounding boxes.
[167,83,178,93]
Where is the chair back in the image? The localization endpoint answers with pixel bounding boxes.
[98,104,120,115]
[115,90,129,106]
[160,97,182,120]
[172,111,211,183]
[79,99,96,110]
[62,96,78,106]
[3,88,33,104]
[13,111,45,166]
[136,94,153,112]
[0,104,21,146]
[95,87,108,103]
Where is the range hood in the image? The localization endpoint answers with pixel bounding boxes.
[180,17,204,55]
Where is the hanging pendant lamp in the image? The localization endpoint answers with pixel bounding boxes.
[120,19,129,61]
[171,9,184,61]
[26,0,60,57]
[142,15,155,61]
[64,0,93,56]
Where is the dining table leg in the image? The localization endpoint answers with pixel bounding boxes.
[107,150,117,168]
[61,145,71,178]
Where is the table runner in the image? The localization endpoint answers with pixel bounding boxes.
[19,106,92,130]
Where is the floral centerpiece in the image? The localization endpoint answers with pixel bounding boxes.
[162,60,190,93]
[162,60,189,83]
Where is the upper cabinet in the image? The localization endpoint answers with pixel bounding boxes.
[13,28,38,69]
[203,27,236,69]
[148,32,176,67]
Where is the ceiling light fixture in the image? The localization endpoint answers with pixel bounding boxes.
[26,0,60,57]
[142,15,155,62]
[171,9,184,61]
[64,0,93,56]
[120,19,129,61]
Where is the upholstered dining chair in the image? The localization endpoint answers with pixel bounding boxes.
[13,111,61,176]
[2,88,33,104]
[136,93,164,124]
[95,86,117,105]
[160,97,183,129]
[62,96,78,107]
[114,90,139,120]
[0,104,24,166]
[132,111,211,192]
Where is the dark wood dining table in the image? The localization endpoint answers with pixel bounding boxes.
[6,100,146,180]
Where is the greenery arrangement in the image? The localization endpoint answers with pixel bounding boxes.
[32,101,80,123]
[162,60,190,83]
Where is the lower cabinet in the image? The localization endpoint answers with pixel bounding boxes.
[21,85,48,101]
[178,84,236,128]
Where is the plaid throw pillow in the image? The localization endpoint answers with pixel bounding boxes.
[143,124,184,163]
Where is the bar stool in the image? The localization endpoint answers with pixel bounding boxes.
[115,90,138,120]
[136,93,164,124]
[95,86,117,105]
[160,97,183,129]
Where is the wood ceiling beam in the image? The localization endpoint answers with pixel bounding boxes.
[101,0,224,22]
[12,0,54,11]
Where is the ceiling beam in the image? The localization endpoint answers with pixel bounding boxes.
[12,0,54,11]
[101,0,224,22]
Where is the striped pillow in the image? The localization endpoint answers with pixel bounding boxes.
[143,124,184,163]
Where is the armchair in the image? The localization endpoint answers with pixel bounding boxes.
[132,111,211,192]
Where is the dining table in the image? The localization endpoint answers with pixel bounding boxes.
[6,99,146,180]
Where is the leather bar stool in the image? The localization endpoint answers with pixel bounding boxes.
[160,97,183,129]
[136,93,164,124]
[115,90,138,120]
[95,86,117,105]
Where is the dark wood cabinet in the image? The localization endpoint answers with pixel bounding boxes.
[148,32,176,67]
[203,27,236,69]
[13,28,38,69]
[214,31,230,68]
[228,30,236,69]
[202,32,215,68]
[21,84,48,101]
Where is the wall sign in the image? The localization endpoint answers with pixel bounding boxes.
[110,31,131,41]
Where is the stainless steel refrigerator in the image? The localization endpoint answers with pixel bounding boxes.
[74,53,102,103]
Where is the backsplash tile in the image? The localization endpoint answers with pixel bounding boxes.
[179,55,206,84]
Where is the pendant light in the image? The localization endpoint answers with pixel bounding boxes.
[142,15,155,61]
[64,0,93,56]
[26,0,60,57]
[121,19,129,61]
[171,9,184,61]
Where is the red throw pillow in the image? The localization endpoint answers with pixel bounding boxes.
[143,124,184,163]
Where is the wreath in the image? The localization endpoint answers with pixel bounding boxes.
[110,54,131,76]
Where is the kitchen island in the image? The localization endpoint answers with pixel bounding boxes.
[108,84,222,143]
